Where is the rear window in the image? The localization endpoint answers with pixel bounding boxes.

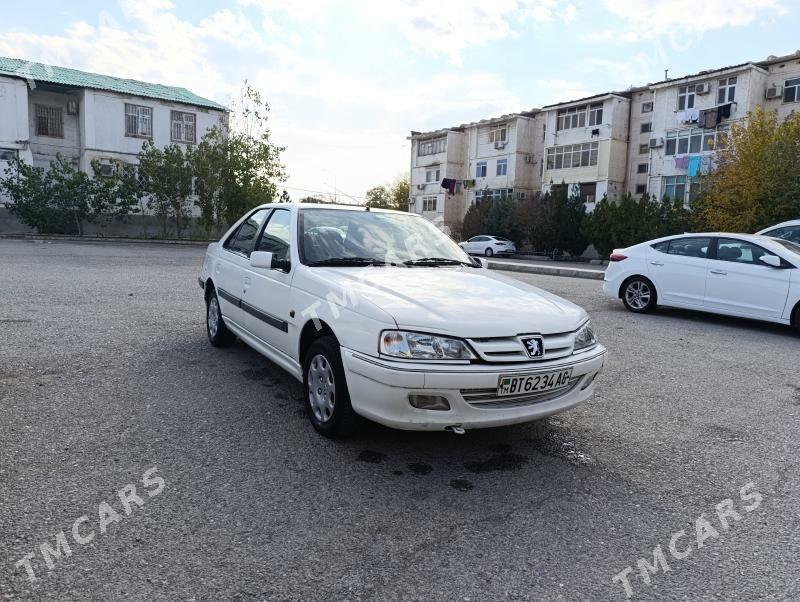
[651,237,711,258]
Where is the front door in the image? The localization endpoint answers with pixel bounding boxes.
[647,236,712,306]
[242,208,295,356]
[704,237,792,319]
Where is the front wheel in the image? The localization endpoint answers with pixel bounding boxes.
[485,247,494,257]
[303,336,364,438]
[621,277,657,313]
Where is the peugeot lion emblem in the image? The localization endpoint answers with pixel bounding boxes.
[521,336,545,359]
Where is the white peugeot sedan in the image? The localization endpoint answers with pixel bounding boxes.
[199,204,606,437]
[757,219,800,244]
[459,235,517,256]
[603,233,800,333]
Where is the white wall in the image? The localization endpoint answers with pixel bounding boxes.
[0,76,33,202]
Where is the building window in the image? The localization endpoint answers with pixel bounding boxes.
[425,167,440,183]
[638,143,649,155]
[171,111,196,143]
[784,78,800,103]
[422,196,438,212]
[496,158,508,176]
[678,85,696,110]
[488,125,507,144]
[701,126,730,152]
[717,76,736,104]
[665,129,703,156]
[476,161,487,178]
[637,163,648,174]
[642,102,654,113]
[635,184,647,195]
[579,182,597,204]
[545,142,599,170]
[418,137,446,156]
[640,122,652,134]
[662,176,687,201]
[35,104,63,138]
[588,102,603,126]
[556,105,586,130]
[475,188,513,203]
[125,103,153,138]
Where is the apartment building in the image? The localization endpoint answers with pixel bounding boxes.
[0,57,227,203]
[540,92,631,209]
[409,50,800,230]
[408,111,544,231]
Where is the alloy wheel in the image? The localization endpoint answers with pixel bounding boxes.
[207,296,220,337]
[625,280,651,310]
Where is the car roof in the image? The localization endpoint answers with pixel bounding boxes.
[252,202,414,216]
[756,219,800,233]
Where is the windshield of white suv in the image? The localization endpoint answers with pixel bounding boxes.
[298,208,472,267]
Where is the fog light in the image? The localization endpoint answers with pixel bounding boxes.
[408,394,450,411]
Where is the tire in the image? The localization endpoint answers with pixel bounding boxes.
[303,336,364,438]
[206,290,236,347]
[792,304,800,336]
[621,277,657,313]
[485,247,494,257]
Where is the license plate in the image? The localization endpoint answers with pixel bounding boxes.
[497,369,573,397]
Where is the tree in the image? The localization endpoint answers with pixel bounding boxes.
[364,175,409,210]
[694,106,800,232]
[365,185,393,209]
[191,83,286,235]
[460,200,492,239]
[137,141,194,238]
[278,189,291,203]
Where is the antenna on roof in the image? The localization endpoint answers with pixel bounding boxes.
[664,69,669,80]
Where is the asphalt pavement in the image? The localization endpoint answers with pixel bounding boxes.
[1,240,798,600]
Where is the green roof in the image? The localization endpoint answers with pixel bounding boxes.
[0,57,227,111]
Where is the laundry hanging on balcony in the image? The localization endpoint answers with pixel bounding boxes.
[716,103,733,124]
[674,156,689,169]
[687,155,702,177]
[462,179,476,189]
[440,178,457,195]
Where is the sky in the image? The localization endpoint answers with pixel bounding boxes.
[0,0,798,202]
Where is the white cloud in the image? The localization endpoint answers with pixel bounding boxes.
[598,0,787,41]
[533,79,594,106]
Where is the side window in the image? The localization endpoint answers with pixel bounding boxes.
[651,241,670,253]
[224,209,269,256]
[716,238,770,265]
[766,226,800,243]
[667,237,711,258]
[256,209,292,270]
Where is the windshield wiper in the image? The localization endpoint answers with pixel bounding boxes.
[307,257,393,267]
[403,257,474,267]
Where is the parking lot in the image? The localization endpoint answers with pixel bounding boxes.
[1,239,798,600]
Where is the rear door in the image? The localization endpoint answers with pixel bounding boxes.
[647,236,712,306]
[215,208,270,328]
[704,237,791,319]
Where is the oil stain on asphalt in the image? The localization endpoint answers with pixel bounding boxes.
[357,450,387,463]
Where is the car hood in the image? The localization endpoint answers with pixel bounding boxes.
[303,266,587,337]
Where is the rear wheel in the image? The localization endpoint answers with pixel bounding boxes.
[792,303,800,336]
[303,336,364,438]
[621,277,657,313]
[485,247,494,257]
[207,291,236,347]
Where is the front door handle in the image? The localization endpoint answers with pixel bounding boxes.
[650,261,664,267]
[709,269,727,275]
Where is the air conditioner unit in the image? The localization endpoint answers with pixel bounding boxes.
[416,184,426,190]
[494,141,507,150]
[766,86,782,99]
[97,160,115,177]
[524,154,534,164]
[695,82,710,95]
[66,100,79,115]
[649,137,664,148]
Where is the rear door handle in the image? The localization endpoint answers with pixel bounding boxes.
[709,269,727,275]
[243,276,252,286]
[650,261,664,266]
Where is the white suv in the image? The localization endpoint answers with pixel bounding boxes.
[199,204,606,437]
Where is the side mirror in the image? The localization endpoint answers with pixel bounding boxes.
[250,251,273,269]
[759,254,782,268]
[473,257,489,269]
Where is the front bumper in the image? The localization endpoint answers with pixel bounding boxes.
[341,346,607,431]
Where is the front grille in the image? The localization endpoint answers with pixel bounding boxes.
[460,378,580,409]
[467,331,574,363]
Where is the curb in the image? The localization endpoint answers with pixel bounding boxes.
[0,234,213,247]
[488,260,605,281]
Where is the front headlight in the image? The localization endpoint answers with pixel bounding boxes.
[380,330,476,360]
[573,320,597,352]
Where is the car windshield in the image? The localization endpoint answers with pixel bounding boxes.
[299,208,471,266]
[774,239,800,256]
